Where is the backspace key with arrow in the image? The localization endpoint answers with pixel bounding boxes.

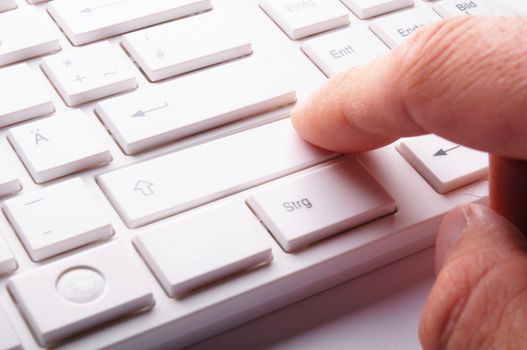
[397,134,488,194]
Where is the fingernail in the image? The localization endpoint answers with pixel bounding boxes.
[435,206,469,273]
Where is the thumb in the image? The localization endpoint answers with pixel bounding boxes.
[420,204,527,350]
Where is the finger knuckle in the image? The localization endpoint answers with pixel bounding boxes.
[396,17,480,112]
[394,17,527,135]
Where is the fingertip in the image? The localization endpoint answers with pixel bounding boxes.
[435,205,470,273]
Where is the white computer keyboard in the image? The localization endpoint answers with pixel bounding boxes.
[0,0,524,349]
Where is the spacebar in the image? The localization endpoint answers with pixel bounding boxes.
[98,119,336,228]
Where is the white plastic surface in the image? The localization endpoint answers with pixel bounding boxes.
[433,0,522,17]
[3,178,114,261]
[98,119,335,228]
[340,0,414,19]
[96,56,296,154]
[0,233,16,276]
[260,0,350,40]
[122,12,252,81]
[0,7,60,66]
[134,202,273,297]
[0,64,54,128]
[48,0,213,45]
[7,242,155,347]
[302,26,389,77]
[41,42,137,107]
[0,1,498,349]
[0,157,20,198]
[0,0,16,13]
[248,158,396,252]
[0,304,21,350]
[397,135,489,194]
[370,7,442,48]
[7,110,112,183]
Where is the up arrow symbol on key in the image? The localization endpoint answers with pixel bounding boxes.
[134,180,155,196]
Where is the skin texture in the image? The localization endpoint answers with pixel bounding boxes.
[291,17,527,350]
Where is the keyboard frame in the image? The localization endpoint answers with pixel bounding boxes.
[0,0,488,349]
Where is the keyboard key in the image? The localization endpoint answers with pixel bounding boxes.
[370,7,442,48]
[302,26,389,77]
[397,135,488,194]
[7,111,112,183]
[41,42,137,107]
[122,12,252,81]
[3,178,113,261]
[247,158,396,252]
[0,0,16,12]
[505,0,527,15]
[0,157,21,198]
[260,0,350,40]
[48,0,212,46]
[433,0,519,17]
[98,119,335,228]
[340,0,414,19]
[0,7,61,66]
[7,242,154,347]
[96,56,296,154]
[134,202,272,297]
[0,233,17,275]
[0,305,21,350]
[0,64,54,128]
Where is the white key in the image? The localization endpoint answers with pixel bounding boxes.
[135,202,272,297]
[7,242,154,347]
[0,8,61,66]
[505,0,527,15]
[0,305,21,350]
[302,26,389,77]
[0,157,21,198]
[0,0,16,12]
[340,0,414,19]
[434,0,518,17]
[96,56,296,154]
[370,7,442,48]
[48,0,212,46]
[7,111,112,183]
[41,42,137,107]
[397,135,488,194]
[122,13,252,82]
[247,158,396,252]
[0,233,17,275]
[260,0,350,40]
[3,178,113,261]
[98,119,335,228]
[0,64,54,128]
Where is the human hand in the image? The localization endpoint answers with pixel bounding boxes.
[291,17,527,349]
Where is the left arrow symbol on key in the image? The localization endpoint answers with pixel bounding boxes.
[134,180,155,196]
[80,0,130,14]
[434,145,461,157]
[131,102,169,118]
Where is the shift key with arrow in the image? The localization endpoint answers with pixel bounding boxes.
[397,134,488,194]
